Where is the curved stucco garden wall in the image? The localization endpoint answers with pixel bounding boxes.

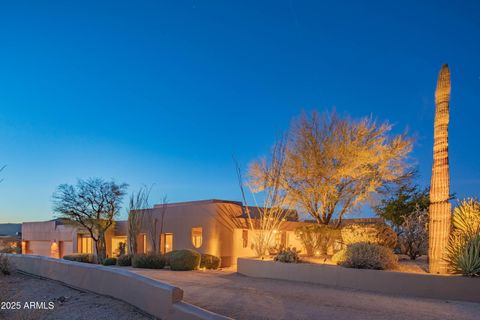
[238,258,480,303]
[7,254,231,320]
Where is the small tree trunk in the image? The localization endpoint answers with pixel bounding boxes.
[96,233,107,263]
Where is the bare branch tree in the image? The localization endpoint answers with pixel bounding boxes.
[53,178,128,263]
[127,187,149,254]
[237,140,292,257]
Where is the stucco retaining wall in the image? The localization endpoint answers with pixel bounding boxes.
[7,254,230,320]
[237,258,480,303]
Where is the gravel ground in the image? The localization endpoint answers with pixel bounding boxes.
[125,267,480,320]
[0,272,153,320]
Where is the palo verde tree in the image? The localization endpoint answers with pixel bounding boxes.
[250,111,413,226]
[53,178,128,263]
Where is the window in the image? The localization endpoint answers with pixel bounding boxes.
[242,229,248,248]
[191,227,202,248]
[112,236,128,256]
[79,235,93,254]
[164,233,173,253]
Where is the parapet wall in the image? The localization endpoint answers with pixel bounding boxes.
[238,258,480,303]
[7,254,230,320]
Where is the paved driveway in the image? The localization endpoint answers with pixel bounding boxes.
[121,267,480,320]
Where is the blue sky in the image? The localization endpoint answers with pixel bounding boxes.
[0,1,479,223]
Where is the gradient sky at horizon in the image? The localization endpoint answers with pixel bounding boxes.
[0,1,479,223]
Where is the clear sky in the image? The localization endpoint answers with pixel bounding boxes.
[0,1,479,223]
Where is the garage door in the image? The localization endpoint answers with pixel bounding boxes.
[28,241,51,257]
[60,241,73,258]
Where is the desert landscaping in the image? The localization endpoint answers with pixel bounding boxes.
[1,2,480,320]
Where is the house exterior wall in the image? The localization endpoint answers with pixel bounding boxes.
[136,201,242,266]
[21,201,385,265]
[22,221,76,258]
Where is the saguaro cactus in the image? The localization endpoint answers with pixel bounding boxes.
[428,64,452,274]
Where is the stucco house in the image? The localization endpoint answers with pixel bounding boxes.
[21,199,382,266]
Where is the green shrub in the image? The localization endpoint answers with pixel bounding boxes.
[446,198,480,276]
[116,254,132,266]
[341,223,397,249]
[63,254,96,264]
[132,253,166,269]
[0,253,13,275]
[333,242,398,270]
[274,248,301,263]
[102,257,117,266]
[447,235,480,277]
[295,225,342,256]
[170,249,201,271]
[200,253,221,269]
[164,250,178,266]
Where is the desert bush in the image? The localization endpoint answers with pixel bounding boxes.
[116,254,133,266]
[399,206,428,260]
[446,198,480,276]
[0,240,21,254]
[132,253,166,269]
[170,249,201,271]
[164,250,178,266]
[0,253,14,275]
[295,225,342,256]
[341,223,397,249]
[274,247,301,263]
[200,253,221,269]
[333,242,398,270]
[63,254,96,264]
[102,257,117,266]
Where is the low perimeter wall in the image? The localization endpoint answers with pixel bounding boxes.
[238,258,480,303]
[7,254,230,320]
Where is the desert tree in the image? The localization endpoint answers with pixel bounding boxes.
[238,140,292,257]
[374,182,430,233]
[399,205,429,260]
[250,111,413,226]
[53,178,128,263]
[145,195,168,253]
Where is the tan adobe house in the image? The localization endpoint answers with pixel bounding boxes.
[21,199,382,266]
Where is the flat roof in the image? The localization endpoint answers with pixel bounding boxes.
[153,199,242,208]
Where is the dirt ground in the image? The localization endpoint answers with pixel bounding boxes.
[0,272,153,320]
[125,266,480,320]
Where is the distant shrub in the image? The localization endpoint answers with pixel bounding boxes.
[295,225,342,256]
[63,254,96,264]
[170,249,201,271]
[274,248,301,263]
[341,223,397,249]
[0,253,13,275]
[102,257,117,266]
[116,254,132,266]
[0,240,21,254]
[164,250,178,266]
[333,242,398,270]
[132,253,166,269]
[200,253,221,270]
